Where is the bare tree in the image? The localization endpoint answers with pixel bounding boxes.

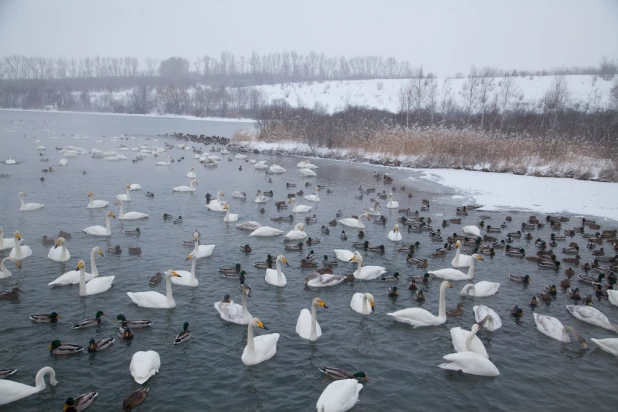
[145,58,159,76]
[499,72,519,130]
[398,82,413,128]
[56,58,68,79]
[4,55,23,79]
[610,79,618,110]
[461,67,480,123]
[426,78,438,125]
[542,75,570,129]
[440,78,453,121]
[67,58,78,78]
[411,66,427,122]
[127,85,156,114]
[477,70,494,130]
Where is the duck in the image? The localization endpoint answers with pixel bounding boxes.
[387,281,453,327]
[568,288,582,300]
[387,286,399,298]
[240,244,252,253]
[306,237,320,246]
[130,350,160,384]
[115,314,153,329]
[321,226,330,234]
[241,318,279,365]
[529,296,539,307]
[72,311,106,329]
[63,392,99,411]
[446,303,464,317]
[321,255,338,267]
[285,242,304,251]
[121,387,150,412]
[505,246,526,257]
[49,340,84,355]
[429,254,483,281]
[0,287,21,300]
[107,245,122,255]
[300,259,318,269]
[408,272,431,283]
[118,325,134,341]
[415,290,426,301]
[509,274,531,284]
[254,255,274,269]
[296,298,328,340]
[0,367,58,406]
[319,367,368,382]
[219,263,242,275]
[265,255,288,287]
[29,311,59,323]
[87,337,115,353]
[511,306,524,318]
[408,279,418,290]
[149,272,162,286]
[349,251,387,280]
[18,192,44,211]
[329,218,338,226]
[174,322,191,345]
[124,228,141,235]
[127,270,182,308]
[577,273,605,284]
[146,191,154,198]
[340,230,348,240]
[316,379,363,412]
[87,192,109,209]
[460,281,501,298]
[381,272,400,282]
[539,260,561,270]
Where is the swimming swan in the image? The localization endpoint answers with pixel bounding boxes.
[116,184,132,202]
[223,205,238,222]
[214,285,252,325]
[87,192,109,208]
[429,254,483,281]
[49,247,103,286]
[285,223,307,240]
[289,197,312,213]
[387,280,453,327]
[450,323,488,358]
[451,240,472,268]
[0,257,20,279]
[77,260,114,296]
[304,187,321,202]
[9,231,32,260]
[171,253,198,287]
[116,200,149,220]
[387,224,402,241]
[82,211,116,236]
[567,305,618,332]
[18,192,44,211]
[249,226,283,237]
[130,350,160,384]
[47,237,71,262]
[192,231,215,258]
[241,318,279,365]
[438,352,500,377]
[460,281,500,298]
[350,293,375,315]
[533,313,588,348]
[338,213,370,229]
[127,270,182,308]
[349,251,386,280]
[0,366,58,406]
[296,297,327,341]
[0,226,17,250]
[173,179,198,192]
[265,255,288,287]
[473,305,502,332]
[316,379,363,412]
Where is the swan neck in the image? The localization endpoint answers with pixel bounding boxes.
[247,323,255,354]
[90,248,99,276]
[241,291,248,315]
[165,273,174,305]
[88,197,94,206]
[60,243,67,259]
[310,304,317,339]
[14,239,22,257]
[463,284,475,296]
[20,197,25,207]
[276,259,282,279]
[79,266,87,295]
[438,282,448,318]
[105,214,111,235]
[465,327,478,351]
[191,257,196,283]
[363,294,369,313]
[119,202,124,217]
[35,367,55,390]
[0,258,10,276]
[356,258,362,274]
[467,257,475,279]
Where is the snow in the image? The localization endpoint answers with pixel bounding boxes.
[417,169,618,220]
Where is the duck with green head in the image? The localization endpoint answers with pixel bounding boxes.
[388,286,399,297]
[174,322,191,345]
[319,367,368,382]
[49,340,83,355]
[63,392,98,412]
[72,311,106,329]
[88,337,115,353]
[115,314,152,329]
[409,272,431,283]
[30,311,59,323]
[219,263,242,275]
[416,290,425,302]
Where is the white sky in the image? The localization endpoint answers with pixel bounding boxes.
[0,0,616,76]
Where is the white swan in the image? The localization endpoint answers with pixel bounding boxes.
[285,223,307,240]
[591,338,618,356]
[47,237,71,262]
[533,313,588,348]
[214,285,252,324]
[387,280,453,327]
[59,158,68,166]
[9,231,32,260]
[460,281,500,298]
[254,190,269,203]
[241,318,279,366]
[18,192,44,211]
[290,198,312,213]
[49,247,103,285]
[473,305,502,332]
[338,213,370,229]
[130,351,160,384]
[206,191,227,211]
[450,324,488,358]
[451,240,472,268]
[116,200,149,220]
[333,249,355,262]
[386,193,399,209]
[129,183,141,191]
[438,352,500,376]
[304,187,321,202]
[300,167,317,177]
[77,260,114,296]
[297,160,318,169]
[363,202,381,216]
[254,160,269,170]
[0,227,17,250]
[349,251,386,280]
[0,257,20,279]
[172,179,198,192]
[387,224,402,241]
[265,255,288,287]
[127,270,182,308]
[4,156,16,165]
[269,164,286,174]
[304,272,350,288]
[223,205,238,222]
[0,366,58,406]
[235,153,247,159]
[429,254,483,281]
[87,192,109,208]
[192,231,215,258]
[350,293,375,315]
[316,379,362,412]
[237,221,261,231]
[171,253,198,287]
[462,225,481,237]
[82,211,115,236]
[566,305,617,332]
[116,185,132,202]
[249,226,283,237]
[296,297,327,341]
[156,156,173,166]
[186,167,196,178]
[608,290,618,307]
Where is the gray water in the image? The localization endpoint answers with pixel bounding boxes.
[0,110,616,411]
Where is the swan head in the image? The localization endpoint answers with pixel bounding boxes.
[389,193,393,198]
[473,254,484,261]
[125,184,131,189]
[315,187,320,191]
[251,317,268,329]
[190,167,195,171]
[88,192,93,197]
[312,297,328,309]
[193,231,199,240]
[223,205,230,210]
[218,191,225,196]
[393,224,399,232]
[456,240,461,248]
[76,260,86,270]
[296,223,305,231]
[276,255,289,266]
[470,323,481,334]
[19,192,26,197]
[165,270,181,278]
[288,198,296,203]
[107,211,116,218]
[54,237,65,248]
[94,247,104,257]
[364,293,375,311]
[14,231,21,240]
[242,285,252,297]
[349,251,363,263]
[441,280,453,289]
[186,253,196,261]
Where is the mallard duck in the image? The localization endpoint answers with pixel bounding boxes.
[367,244,385,253]
[254,255,274,269]
[562,255,581,265]
[124,228,141,235]
[486,225,501,233]
[568,288,581,300]
[381,272,400,282]
[506,246,526,257]
[529,296,539,307]
[272,214,294,222]
[285,242,304,251]
[321,226,330,235]
[41,235,55,245]
[446,303,464,317]
[128,247,141,255]
[415,290,425,302]
[538,291,552,303]
[305,215,318,224]
[510,306,524,317]
[30,312,59,323]
[431,246,447,257]
[304,250,316,261]
[300,259,318,268]
[63,392,98,412]
[72,311,106,329]
[480,247,495,257]
[416,259,428,269]
[408,279,418,290]
[322,255,338,266]
[58,230,71,239]
[592,247,606,257]
[146,191,154,197]
[0,287,21,300]
[219,264,241,275]
[595,284,608,298]
[507,231,522,238]
[149,272,162,286]
[240,244,252,253]
[306,237,320,246]
[174,322,191,345]
[353,240,370,248]
[545,284,557,296]
[577,273,605,284]
[340,230,347,240]
[388,286,399,297]
[174,216,183,224]
[115,314,152,329]
[329,219,337,227]
[357,231,365,240]
[107,245,122,255]
[87,337,115,353]
[319,367,368,382]
[163,213,173,220]
[563,245,580,254]
[491,240,506,249]
[580,295,593,306]
[122,387,150,412]
[509,274,531,284]
[118,324,135,340]
[49,340,83,355]
[409,272,431,283]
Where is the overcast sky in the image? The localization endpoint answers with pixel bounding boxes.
[0,0,616,76]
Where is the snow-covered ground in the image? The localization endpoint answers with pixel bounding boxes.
[416,168,618,220]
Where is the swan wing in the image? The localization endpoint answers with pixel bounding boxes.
[333,249,354,262]
[450,327,489,358]
[473,281,500,297]
[0,379,40,405]
[350,293,367,314]
[130,351,160,384]
[608,290,618,307]
[316,379,363,412]
[428,268,469,280]
[533,313,566,342]
[590,338,618,356]
[307,274,346,287]
[85,276,115,295]
[473,305,502,332]
[296,308,321,339]
[285,230,307,240]
[49,270,94,286]
[338,218,362,228]
[82,225,108,236]
[265,268,286,286]
[387,308,440,327]
[439,352,499,376]
[354,265,386,280]
[567,305,615,331]
[195,244,215,258]
[9,246,32,259]
[253,333,279,362]
[249,227,283,237]
[47,246,71,262]
[452,253,472,268]
[127,291,170,308]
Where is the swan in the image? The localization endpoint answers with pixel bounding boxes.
[290,198,312,213]
[285,223,307,240]
[127,270,182,308]
[304,187,321,202]
[533,313,588,348]
[0,367,58,406]
[254,190,269,203]
[156,156,173,166]
[116,200,149,220]
[429,254,483,281]
[386,193,399,209]
[363,202,381,216]
[172,179,198,192]
[590,338,618,356]
[82,211,115,236]
[130,351,160,384]
[473,305,502,332]
[438,352,500,377]
[316,379,363,412]
[265,255,288,286]
[460,281,500,298]
[254,160,269,170]
[242,318,279,365]
[87,192,109,208]
[237,221,261,231]
[269,164,286,174]
[297,160,318,169]
[462,225,481,237]
[451,324,488,358]
[566,305,617,332]
[214,285,252,324]
[304,272,350,288]
[349,251,386,280]
[350,293,375,315]
[186,167,196,178]
[333,249,355,262]
[206,191,227,211]
[235,154,247,159]
[387,280,453,327]
[249,226,283,237]
[296,297,327,341]
[9,232,32,260]
[608,290,618,307]
[300,167,317,177]
[192,231,215,258]
[59,158,68,166]
[223,205,238,222]
[171,253,198,287]
[5,156,16,165]
[129,184,141,190]
[451,240,472,268]
[49,247,103,285]
[232,191,247,199]
[0,257,20,279]
[77,260,115,296]
[116,184,132,201]
[0,227,17,250]
[47,237,70,262]
[338,213,370,229]
[387,224,402,241]
[18,192,44,211]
